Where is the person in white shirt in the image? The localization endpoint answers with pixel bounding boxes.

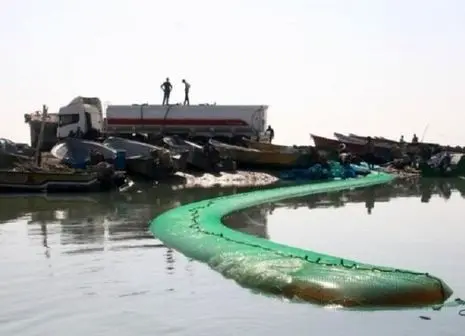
[182,79,191,105]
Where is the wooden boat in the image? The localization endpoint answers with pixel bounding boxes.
[334,132,365,145]
[0,138,32,156]
[0,168,127,193]
[0,151,30,170]
[0,138,35,169]
[242,138,303,153]
[209,139,312,169]
[345,132,458,153]
[103,136,188,178]
[334,132,395,149]
[420,152,465,178]
[51,138,117,164]
[312,134,363,153]
[162,136,222,172]
[15,143,36,157]
[311,134,393,163]
[348,133,399,145]
[51,138,170,180]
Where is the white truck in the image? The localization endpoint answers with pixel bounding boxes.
[56,96,268,143]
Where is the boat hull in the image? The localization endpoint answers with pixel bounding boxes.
[345,132,460,155]
[51,138,117,164]
[163,136,221,172]
[103,137,185,179]
[0,170,125,193]
[335,133,396,149]
[420,153,465,178]
[242,138,303,153]
[209,140,312,169]
[125,157,175,181]
[311,134,393,163]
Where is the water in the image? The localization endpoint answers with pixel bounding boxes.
[0,179,464,335]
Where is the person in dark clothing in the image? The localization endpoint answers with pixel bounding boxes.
[412,134,418,143]
[364,137,376,169]
[182,79,191,105]
[76,126,83,138]
[265,125,274,143]
[161,78,172,105]
[338,143,350,165]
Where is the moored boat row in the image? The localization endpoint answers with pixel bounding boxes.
[311,132,465,178]
[3,126,465,195]
[0,135,324,193]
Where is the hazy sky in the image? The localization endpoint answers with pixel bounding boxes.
[1,0,464,145]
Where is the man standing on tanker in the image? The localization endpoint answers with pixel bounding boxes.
[161,78,172,105]
[182,79,191,105]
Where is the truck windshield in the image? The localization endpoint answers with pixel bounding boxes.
[59,114,79,126]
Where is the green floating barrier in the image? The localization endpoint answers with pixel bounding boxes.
[150,172,452,308]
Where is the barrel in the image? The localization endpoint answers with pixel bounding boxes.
[114,150,126,170]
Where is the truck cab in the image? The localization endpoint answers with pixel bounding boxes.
[57,97,104,140]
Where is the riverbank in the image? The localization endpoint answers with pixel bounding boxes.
[169,166,420,189]
[5,150,422,193]
[381,165,420,179]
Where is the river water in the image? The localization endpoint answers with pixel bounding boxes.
[0,178,464,335]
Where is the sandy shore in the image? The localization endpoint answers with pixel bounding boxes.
[40,153,420,189]
[381,166,420,179]
[170,165,421,189]
[173,170,280,188]
[171,167,421,189]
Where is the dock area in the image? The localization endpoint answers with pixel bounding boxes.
[2,131,454,194]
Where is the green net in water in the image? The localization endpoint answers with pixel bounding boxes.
[150,172,452,308]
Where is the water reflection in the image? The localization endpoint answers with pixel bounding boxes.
[244,178,465,217]
[1,179,464,336]
[0,184,270,281]
[0,178,464,270]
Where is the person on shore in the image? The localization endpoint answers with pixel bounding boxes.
[399,135,404,143]
[182,79,191,105]
[391,144,403,160]
[412,134,418,143]
[265,125,274,143]
[338,143,350,165]
[364,137,376,169]
[161,78,172,105]
[76,126,83,138]
[391,143,411,170]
